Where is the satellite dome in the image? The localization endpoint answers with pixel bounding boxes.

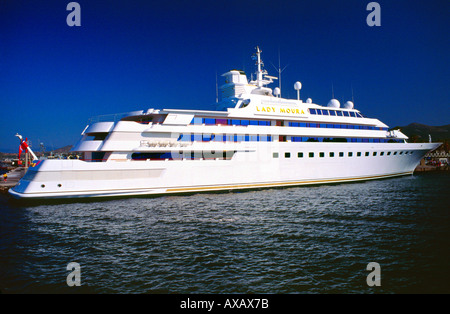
[294,81,302,90]
[327,99,340,108]
[274,87,280,97]
[306,98,312,103]
[343,101,354,109]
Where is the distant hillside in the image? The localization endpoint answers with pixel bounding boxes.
[392,123,450,143]
[52,145,73,153]
[0,145,74,159]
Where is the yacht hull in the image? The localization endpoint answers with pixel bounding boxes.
[9,142,439,200]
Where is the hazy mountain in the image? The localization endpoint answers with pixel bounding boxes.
[393,123,450,143]
[52,145,73,153]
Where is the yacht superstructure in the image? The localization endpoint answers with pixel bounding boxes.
[9,47,440,199]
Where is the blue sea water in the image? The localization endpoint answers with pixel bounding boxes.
[0,172,449,294]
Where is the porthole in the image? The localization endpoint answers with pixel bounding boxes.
[41,184,45,188]
[58,184,62,187]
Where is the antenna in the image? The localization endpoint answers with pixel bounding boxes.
[351,83,355,103]
[331,82,334,99]
[270,47,288,96]
[215,71,218,103]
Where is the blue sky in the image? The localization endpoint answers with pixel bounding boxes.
[0,0,449,152]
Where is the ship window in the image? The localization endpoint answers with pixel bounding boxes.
[319,152,325,157]
[329,110,336,116]
[94,133,108,140]
[339,152,344,157]
[259,120,270,126]
[348,152,353,157]
[298,152,303,158]
[216,118,228,125]
[309,109,317,115]
[203,134,215,142]
[357,152,362,157]
[336,111,343,116]
[329,152,335,157]
[191,134,203,141]
[192,117,202,125]
[249,120,258,125]
[356,112,364,118]
[309,152,314,158]
[231,119,241,125]
[350,112,356,117]
[240,120,249,126]
[285,152,291,158]
[393,152,397,155]
[234,135,244,142]
[273,152,279,158]
[373,152,377,156]
[399,151,403,155]
[92,152,106,162]
[387,152,391,155]
[132,152,173,160]
[204,118,215,125]
[365,152,369,157]
[343,111,350,117]
[316,110,323,115]
[322,110,329,115]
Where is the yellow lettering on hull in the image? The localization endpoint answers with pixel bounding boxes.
[255,105,306,116]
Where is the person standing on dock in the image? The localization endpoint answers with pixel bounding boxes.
[3,173,7,182]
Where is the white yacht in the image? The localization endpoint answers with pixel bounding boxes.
[9,47,440,199]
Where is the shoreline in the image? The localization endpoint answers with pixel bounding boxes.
[0,167,25,194]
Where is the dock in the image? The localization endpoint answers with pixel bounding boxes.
[0,167,25,193]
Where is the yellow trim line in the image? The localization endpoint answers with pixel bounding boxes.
[166,171,413,193]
